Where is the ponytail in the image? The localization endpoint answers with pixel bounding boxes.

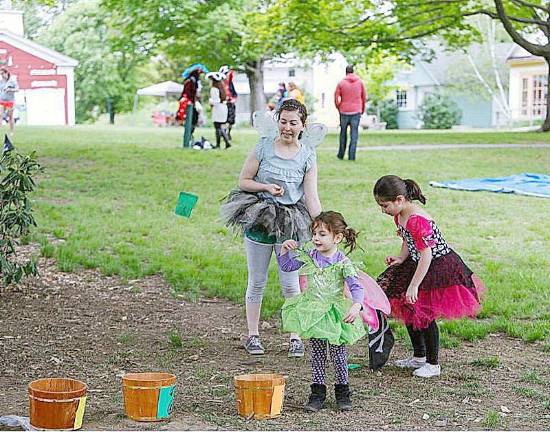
[342,227,358,254]
[404,179,426,204]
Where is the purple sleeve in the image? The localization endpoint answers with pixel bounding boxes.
[276,251,304,272]
[345,275,364,305]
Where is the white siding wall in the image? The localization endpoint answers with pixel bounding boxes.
[25,88,66,125]
[509,62,548,120]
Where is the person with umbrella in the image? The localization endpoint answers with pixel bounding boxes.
[178,63,208,148]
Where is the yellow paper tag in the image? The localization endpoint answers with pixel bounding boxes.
[73,396,87,430]
[270,385,284,416]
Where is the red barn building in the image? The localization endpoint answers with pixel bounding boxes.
[0,2,78,125]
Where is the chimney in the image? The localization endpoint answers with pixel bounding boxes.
[0,1,24,36]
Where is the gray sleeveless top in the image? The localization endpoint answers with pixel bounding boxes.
[254,136,316,205]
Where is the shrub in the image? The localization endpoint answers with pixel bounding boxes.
[367,99,398,129]
[417,93,462,129]
[0,143,41,285]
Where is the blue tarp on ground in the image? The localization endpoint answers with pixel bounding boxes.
[430,173,550,198]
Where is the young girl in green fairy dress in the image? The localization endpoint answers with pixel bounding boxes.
[277,211,366,412]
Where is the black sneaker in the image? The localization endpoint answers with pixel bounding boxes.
[304,384,326,412]
[244,335,265,355]
[334,384,352,411]
[288,338,305,358]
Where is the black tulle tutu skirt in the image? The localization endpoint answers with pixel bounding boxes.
[220,189,312,242]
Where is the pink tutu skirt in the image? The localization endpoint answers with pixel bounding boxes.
[377,251,485,330]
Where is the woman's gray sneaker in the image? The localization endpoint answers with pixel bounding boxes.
[288,338,305,357]
[244,335,265,355]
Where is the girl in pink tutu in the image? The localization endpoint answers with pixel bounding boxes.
[374,175,484,378]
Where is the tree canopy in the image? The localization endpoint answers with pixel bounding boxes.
[39,0,152,123]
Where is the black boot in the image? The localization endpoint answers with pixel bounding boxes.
[304,383,326,412]
[334,384,352,411]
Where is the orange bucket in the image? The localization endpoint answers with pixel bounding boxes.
[234,373,285,420]
[28,378,87,430]
[122,372,176,421]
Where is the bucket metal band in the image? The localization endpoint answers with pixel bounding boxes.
[237,387,277,391]
[124,384,174,390]
[29,394,82,403]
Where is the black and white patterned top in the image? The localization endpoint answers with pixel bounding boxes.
[396,215,451,262]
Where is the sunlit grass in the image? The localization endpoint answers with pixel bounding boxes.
[12,125,550,346]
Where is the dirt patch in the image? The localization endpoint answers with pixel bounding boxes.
[1,248,549,431]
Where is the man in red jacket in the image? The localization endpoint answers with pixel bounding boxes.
[334,65,367,161]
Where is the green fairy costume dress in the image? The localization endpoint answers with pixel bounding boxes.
[279,249,366,346]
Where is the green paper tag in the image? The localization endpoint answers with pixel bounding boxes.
[157,384,176,419]
[347,363,362,370]
[175,192,198,218]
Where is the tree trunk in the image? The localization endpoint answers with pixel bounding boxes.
[245,58,266,123]
[541,59,550,132]
[106,97,115,125]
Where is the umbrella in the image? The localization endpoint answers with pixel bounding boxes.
[181,63,209,79]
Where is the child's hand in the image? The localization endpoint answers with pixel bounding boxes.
[385,256,404,267]
[265,183,285,197]
[405,284,419,304]
[343,303,362,323]
[280,239,299,255]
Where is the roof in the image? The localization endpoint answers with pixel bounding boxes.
[505,44,544,64]
[136,81,183,97]
[0,29,78,67]
[393,42,515,87]
[421,43,515,85]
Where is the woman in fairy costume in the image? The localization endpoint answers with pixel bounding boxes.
[221,99,327,357]
[278,211,366,412]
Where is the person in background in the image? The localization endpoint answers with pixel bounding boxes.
[268,82,287,111]
[219,65,238,141]
[334,65,366,161]
[0,67,18,136]
[207,71,231,149]
[178,69,202,147]
[288,82,305,105]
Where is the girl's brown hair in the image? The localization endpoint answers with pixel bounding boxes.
[312,211,358,253]
[373,175,426,204]
[211,79,226,102]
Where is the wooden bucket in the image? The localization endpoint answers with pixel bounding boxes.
[28,378,87,430]
[122,372,176,421]
[234,373,285,420]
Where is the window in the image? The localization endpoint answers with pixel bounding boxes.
[532,74,547,116]
[396,90,407,108]
[288,68,295,77]
[521,78,529,116]
[520,74,548,118]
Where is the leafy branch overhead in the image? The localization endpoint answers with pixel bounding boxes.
[0,147,41,286]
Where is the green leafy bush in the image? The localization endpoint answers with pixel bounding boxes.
[418,93,462,129]
[367,99,399,129]
[0,146,41,285]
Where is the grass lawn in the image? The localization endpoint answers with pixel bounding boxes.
[12,125,550,348]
